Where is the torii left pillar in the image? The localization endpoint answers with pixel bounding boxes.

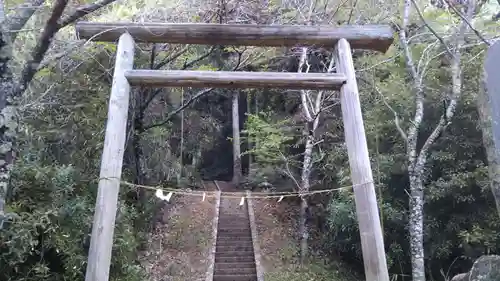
[85,33,135,281]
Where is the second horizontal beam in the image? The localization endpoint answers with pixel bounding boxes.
[124,70,347,90]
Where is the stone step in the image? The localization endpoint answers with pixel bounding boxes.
[218,226,251,231]
[218,225,250,229]
[216,240,253,247]
[216,244,254,252]
[217,235,252,240]
[215,255,255,263]
[217,231,252,236]
[218,214,248,218]
[213,274,257,281]
[217,221,250,227]
[218,224,250,227]
[216,250,254,257]
[217,229,252,237]
[218,215,248,219]
[215,262,256,270]
[217,226,251,230]
[218,225,250,230]
[217,236,252,242]
[214,266,256,276]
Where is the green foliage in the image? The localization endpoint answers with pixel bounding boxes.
[241,112,302,187]
[195,64,218,71]
[0,160,145,281]
[0,39,151,281]
[242,113,294,165]
[3,0,500,280]
[321,31,500,280]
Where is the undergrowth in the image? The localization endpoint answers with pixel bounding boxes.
[263,243,357,281]
[253,198,358,281]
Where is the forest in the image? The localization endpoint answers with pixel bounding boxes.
[0,0,499,280]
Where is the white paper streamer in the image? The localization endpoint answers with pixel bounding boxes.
[165,192,173,202]
[155,189,164,199]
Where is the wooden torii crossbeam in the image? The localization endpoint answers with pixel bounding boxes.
[75,21,394,281]
[76,22,393,51]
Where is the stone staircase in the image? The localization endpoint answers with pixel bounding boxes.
[213,195,258,281]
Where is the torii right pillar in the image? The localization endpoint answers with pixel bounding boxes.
[335,38,390,281]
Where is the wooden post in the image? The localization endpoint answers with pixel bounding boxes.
[85,33,135,281]
[335,38,389,281]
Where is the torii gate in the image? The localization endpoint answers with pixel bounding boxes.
[75,22,394,281]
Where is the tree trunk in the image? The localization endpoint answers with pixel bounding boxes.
[133,87,148,202]
[299,197,308,264]
[132,131,148,201]
[477,71,500,216]
[247,92,252,171]
[178,89,184,184]
[397,1,472,279]
[0,28,17,227]
[132,118,148,205]
[299,131,314,264]
[192,148,201,168]
[232,91,242,184]
[409,170,426,281]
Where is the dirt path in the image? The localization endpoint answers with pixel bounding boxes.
[139,193,216,281]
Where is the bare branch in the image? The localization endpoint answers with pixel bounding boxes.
[279,151,301,191]
[142,88,214,131]
[11,0,117,97]
[57,0,117,28]
[347,0,358,24]
[141,46,224,112]
[315,100,338,117]
[327,0,350,24]
[298,47,313,121]
[417,0,475,164]
[182,46,216,69]
[154,45,189,70]
[312,139,324,146]
[444,0,490,46]
[141,47,246,131]
[149,44,156,69]
[8,0,46,41]
[16,0,69,96]
[397,0,425,165]
[409,0,454,57]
